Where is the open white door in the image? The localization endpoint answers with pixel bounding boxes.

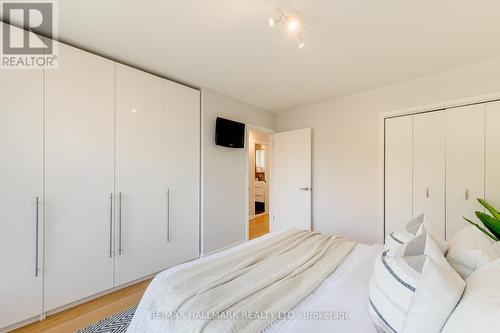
[271,128,312,231]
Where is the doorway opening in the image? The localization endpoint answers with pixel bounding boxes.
[248,128,271,240]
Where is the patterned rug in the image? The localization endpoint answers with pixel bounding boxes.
[75,305,137,333]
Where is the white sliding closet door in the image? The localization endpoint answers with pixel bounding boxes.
[385,116,413,236]
[0,64,43,328]
[485,102,500,210]
[446,105,485,239]
[164,81,200,267]
[413,112,446,238]
[45,43,115,311]
[115,64,166,285]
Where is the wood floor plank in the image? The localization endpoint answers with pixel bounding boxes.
[249,214,269,240]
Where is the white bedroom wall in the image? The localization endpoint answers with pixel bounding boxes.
[277,57,500,245]
[202,88,276,254]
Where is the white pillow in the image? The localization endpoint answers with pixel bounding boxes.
[370,232,464,333]
[442,258,500,333]
[446,226,499,279]
[385,214,448,254]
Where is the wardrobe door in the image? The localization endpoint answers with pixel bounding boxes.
[45,43,115,311]
[385,116,413,236]
[446,105,485,239]
[413,112,446,238]
[164,81,200,268]
[115,64,166,285]
[0,64,43,328]
[485,102,500,211]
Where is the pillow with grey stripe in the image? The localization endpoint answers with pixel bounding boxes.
[369,232,464,333]
[385,214,448,254]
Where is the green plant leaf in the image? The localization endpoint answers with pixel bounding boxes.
[463,217,499,241]
[478,199,500,222]
[475,211,500,239]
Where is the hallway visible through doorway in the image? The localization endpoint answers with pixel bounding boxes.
[248,128,271,239]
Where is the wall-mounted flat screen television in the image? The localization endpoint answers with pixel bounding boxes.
[215,117,245,148]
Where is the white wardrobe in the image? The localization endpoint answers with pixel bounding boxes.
[0,40,200,330]
[384,101,500,240]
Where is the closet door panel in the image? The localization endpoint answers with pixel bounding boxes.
[413,111,446,238]
[446,105,485,239]
[485,102,500,212]
[385,116,413,236]
[45,43,115,311]
[115,64,166,285]
[0,63,43,327]
[164,81,200,268]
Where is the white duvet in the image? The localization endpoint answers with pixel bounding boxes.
[127,231,382,333]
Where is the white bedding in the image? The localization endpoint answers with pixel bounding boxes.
[128,231,382,333]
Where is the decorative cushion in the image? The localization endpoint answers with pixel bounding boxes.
[446,226,499,279]
[441,258,500,333]
[369,232,465,333]
[385,214,448,254]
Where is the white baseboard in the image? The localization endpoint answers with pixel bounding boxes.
[1,316,40,333]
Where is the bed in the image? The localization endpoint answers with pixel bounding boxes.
[127,230,382,333]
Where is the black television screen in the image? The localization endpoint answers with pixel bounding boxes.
[215,117,245,148]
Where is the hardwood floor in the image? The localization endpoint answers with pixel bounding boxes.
[249,213,269,240]
[12,279,152,333]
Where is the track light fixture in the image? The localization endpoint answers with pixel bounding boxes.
[297,35,305,48]
[269,9,305,48]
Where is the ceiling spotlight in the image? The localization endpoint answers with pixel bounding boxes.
[269,13,282,27]
[288,20,298,32]
[286,17,299,33]
[268,9,305,48]
[297,36,305,48]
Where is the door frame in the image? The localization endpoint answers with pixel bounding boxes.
[378,90,500,244]
[245,125,274,241]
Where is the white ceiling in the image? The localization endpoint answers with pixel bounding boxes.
[5,0,500,112]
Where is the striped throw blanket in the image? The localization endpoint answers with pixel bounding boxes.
[127,229,356,333]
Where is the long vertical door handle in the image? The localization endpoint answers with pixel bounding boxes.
[166,189,170,242]
[109,193,113,258]
[119,192,122,255]
[426,188,429,198]
[35,196,39,277]
[465,189,469,200]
